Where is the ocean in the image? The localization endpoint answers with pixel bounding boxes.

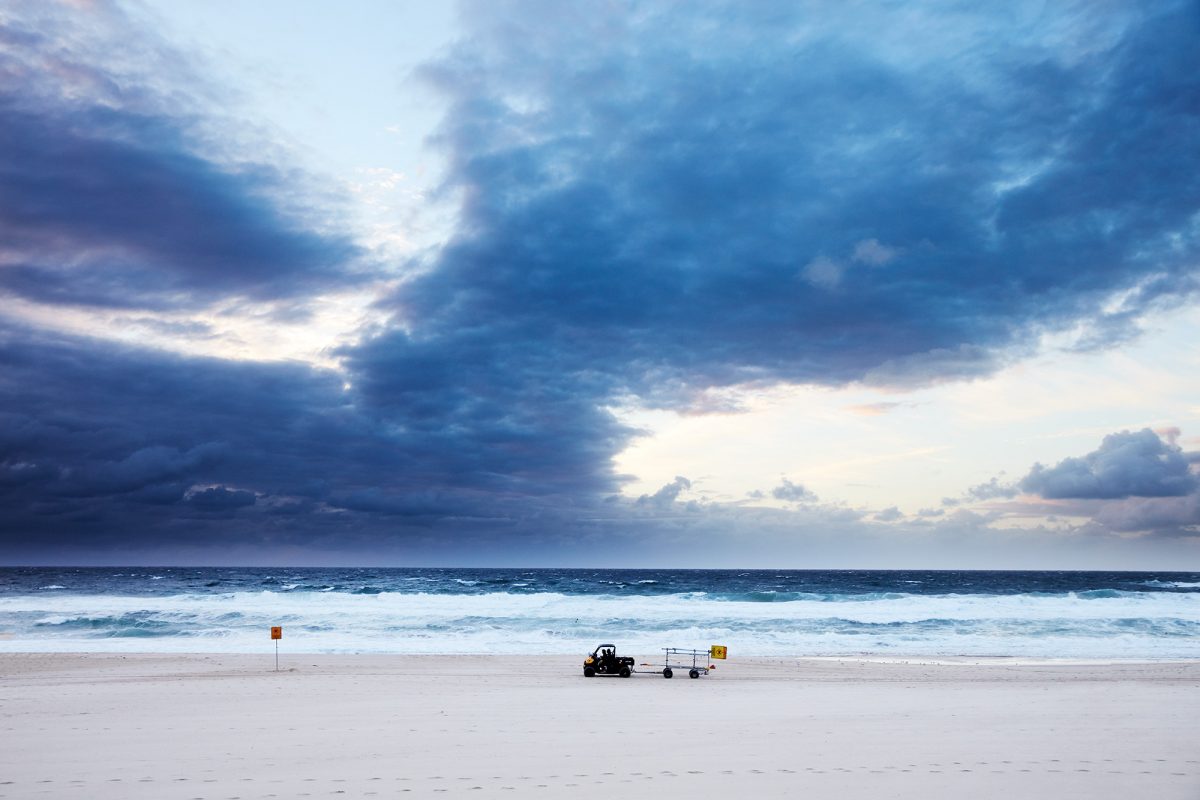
[1,567,1198,659]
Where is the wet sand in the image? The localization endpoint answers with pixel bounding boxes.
[1,653,1197,798]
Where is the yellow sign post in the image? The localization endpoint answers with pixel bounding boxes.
[271,626,282,671]
[710,645,727,660]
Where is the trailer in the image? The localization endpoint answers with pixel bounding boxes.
[644,645,728,679]
[582,643,728,680]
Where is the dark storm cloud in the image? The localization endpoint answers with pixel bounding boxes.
[55,444,226,498]
[381,0,1200,404]
[2,315,1194,561]
[0,322,369,549]
[186,486,257,511]
[332,0,1200,554]
[340,329,639,504]
[0,1,361,311]
[5,0,1200,561]
[0,320,629,554]
[1019,429,1199,500]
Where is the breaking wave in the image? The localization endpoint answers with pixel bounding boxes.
[2,580,1198,658]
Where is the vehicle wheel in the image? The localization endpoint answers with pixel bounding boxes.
[583,666,596,677]
[689,669,700,679]
[663,668,673,679]
[619,666,631,678]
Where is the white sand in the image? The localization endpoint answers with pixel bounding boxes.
[1,653,1197,799]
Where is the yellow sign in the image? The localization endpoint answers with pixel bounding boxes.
[271,626,282,640]
[710,645,727,660]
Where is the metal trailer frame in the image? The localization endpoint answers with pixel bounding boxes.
[641,647,714,679]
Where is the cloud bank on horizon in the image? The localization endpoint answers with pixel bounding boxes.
[1,0,1198,566]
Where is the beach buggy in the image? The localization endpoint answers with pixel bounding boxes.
[582,643,634,678]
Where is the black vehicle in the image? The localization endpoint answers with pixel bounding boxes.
[582,643,634,678]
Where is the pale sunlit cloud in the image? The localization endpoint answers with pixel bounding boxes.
[0,288,390,369]
[614,306,1200,518]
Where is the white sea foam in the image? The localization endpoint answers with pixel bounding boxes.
[0,589,1196,658]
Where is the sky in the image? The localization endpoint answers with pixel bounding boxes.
[1,0,1199,568]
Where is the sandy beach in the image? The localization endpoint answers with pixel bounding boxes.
[1,653,1196,799]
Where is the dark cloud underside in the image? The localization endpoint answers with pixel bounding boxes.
[1020,429,1199,500]
[378,0,1200,393]
[0,1,361,310]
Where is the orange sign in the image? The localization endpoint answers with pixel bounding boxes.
[710,645,727,660]
[271,626,282,640]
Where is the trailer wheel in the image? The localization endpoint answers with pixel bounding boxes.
[689,669,700,679]
[662,668,673,679]
[619,666,631,678]
[583,666,596,677]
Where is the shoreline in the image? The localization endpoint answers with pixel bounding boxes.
[4,646,1198,665]
[2,653,1198,798]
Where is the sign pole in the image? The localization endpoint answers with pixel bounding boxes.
[271,626,282,671]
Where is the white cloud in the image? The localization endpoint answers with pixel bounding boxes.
[852,238,898,266]
[801,256,843,290]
